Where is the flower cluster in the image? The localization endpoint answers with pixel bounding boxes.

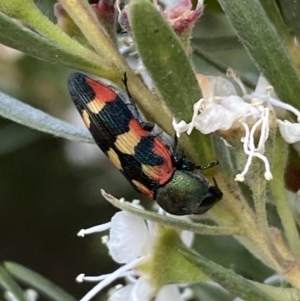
[173,70,300,182]
[76,196,194,301]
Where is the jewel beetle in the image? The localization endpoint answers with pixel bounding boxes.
[68,73,223,215]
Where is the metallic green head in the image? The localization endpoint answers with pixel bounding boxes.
[155,170,223,215]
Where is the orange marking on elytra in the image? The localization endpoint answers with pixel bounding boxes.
[142,164,173,184]
[107,148,122,170]
[87,99,105,114]
[114,131,141,155]
[114,119,148,154]
[82,110,91,127]
[132,180,153,197]
[87,78,117,103]
[128,119,148,136]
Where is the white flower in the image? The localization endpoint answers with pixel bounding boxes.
[277,120,300,144]
[76,204,194,301]
[173,70,300,181]
[110,282,185,301]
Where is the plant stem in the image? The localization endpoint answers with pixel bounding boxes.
[270,134,300,259]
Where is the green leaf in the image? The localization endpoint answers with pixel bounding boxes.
[0,92,93,143]
[258,0,291,41]
[0,12,113,79]
[101,190,241,236]
[180,247,277,301]
[191,282,233,301]
[0,265,27,301]
[277,0,300,39]
[269,133,300,258]
[129,0,217,162]
[217,0,300,110]
[193,36,243,52]
[251,280,300,301]
[129,0,201,122]
[4,262,76,301]
[59,0,123,69]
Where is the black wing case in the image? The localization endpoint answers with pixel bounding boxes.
[68,73,175,198]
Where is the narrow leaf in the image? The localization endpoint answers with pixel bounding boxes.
[0,12,113,78]
[129,0,201,122]
[217,0,300,109]
[193,36,243,52]
[180,247,276,301]
[251,280,300,301]
[5,262,76,301]
[0,92,93,143]
[258,0,291,41]
[269,134,300,258]
[0,265,27,301]
[101,190,241,236]
[129,0,216,162]
[277,0,300,39]
[59,0,124,69]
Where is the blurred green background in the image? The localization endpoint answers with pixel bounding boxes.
[0,0,273,299]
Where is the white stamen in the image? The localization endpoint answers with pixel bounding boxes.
[77,223,112,237]
[265,96,300,118]
[257,107,270,153]
[77,230,85,237]
[78,274,110,282]
[251,98,264,106]
[241,122,250,152]
[236,121,273,181]
[102,235,109,244]
[76,274,85,282]
[77,271,136,284]
[226,69,247,95]
[235,153,254,182]
[248,118,262,151]
[266,86,273,95]
[264,171,273,180]
[24,289,38,301]
[79,257,144,301]
[235,174,245,182]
